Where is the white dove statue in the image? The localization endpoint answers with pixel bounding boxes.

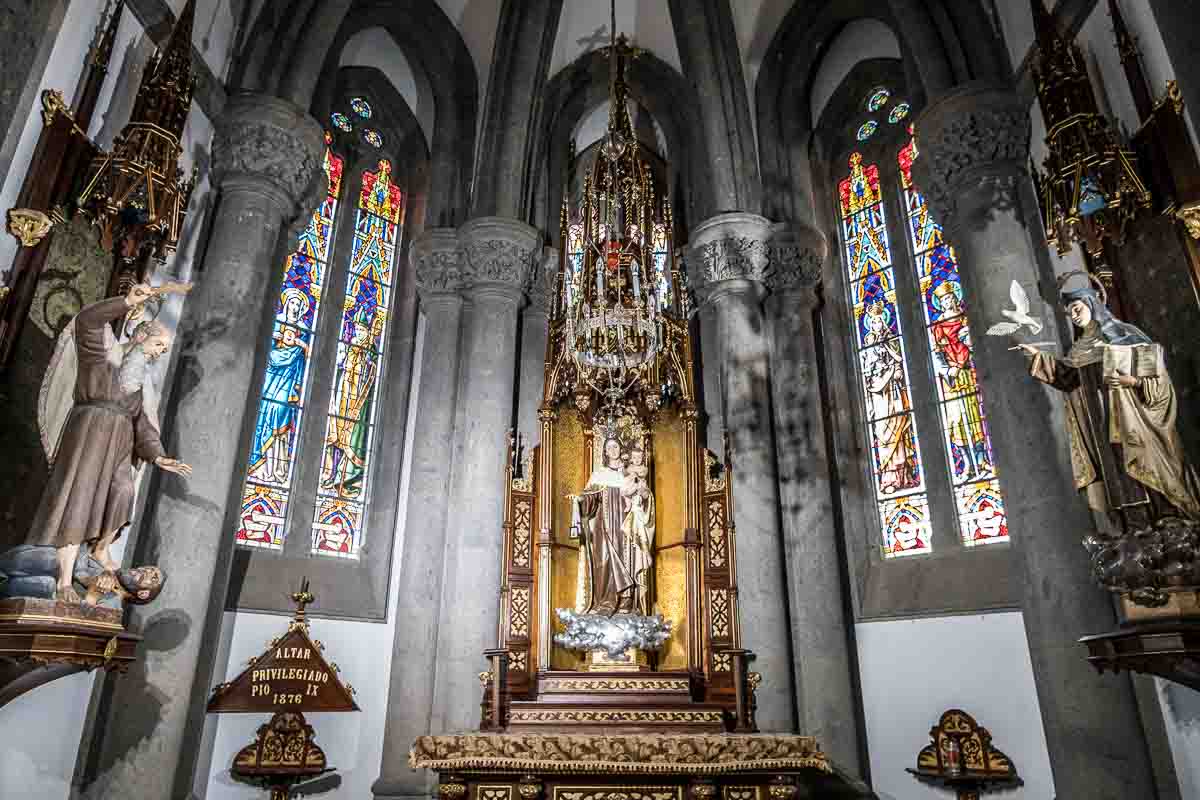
[986,280,1044,337]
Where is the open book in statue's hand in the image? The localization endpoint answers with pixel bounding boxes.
[1103,343,1160,380]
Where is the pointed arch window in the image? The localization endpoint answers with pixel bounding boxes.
[897,140,1006,547]
[236,137,343,551]
[837,141,1009,558]
[311,159,404,558]
[235,140,405,561]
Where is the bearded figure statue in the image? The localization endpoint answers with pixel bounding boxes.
[0,283,191,606]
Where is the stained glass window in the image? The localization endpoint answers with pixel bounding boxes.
[566,221,584,307]
[888,102,910,124]
[236,139,344,550]
[350,97,372,119]
[331,112,352,132]
[652,222,671,310]
[363,128,383,148]
[898,137,1008,547]
[867,87,890,111]
[839,153,932,557]
[856,120,878,141]
[310,159,404,558]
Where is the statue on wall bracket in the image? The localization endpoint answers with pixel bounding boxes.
[0,282,192,608]
[1015,271,1200,607]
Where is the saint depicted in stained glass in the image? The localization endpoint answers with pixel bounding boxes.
[247,291,311,485]
[840,152,931,557]
[236,143,343,550]
[929,280,992,481]
[312,161,404,558]
[898,138,1007,545]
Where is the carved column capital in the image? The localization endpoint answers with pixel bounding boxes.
[527,246,559,315]
[211,92,326,217]
[686,212,773,304]
[765,221,825,296]
[412,228,467,301]
[911,84,1030,234]
[459,216,540,303]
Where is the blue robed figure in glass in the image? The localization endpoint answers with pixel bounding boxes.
[249,287,311,484]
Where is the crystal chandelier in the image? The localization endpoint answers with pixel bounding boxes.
[559,6,678,410]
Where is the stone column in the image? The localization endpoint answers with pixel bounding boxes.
[470,0,563,218]
[667,0,760,215]
[430,216,538,734]
[80,93,325,798]
[373,230,468,799]
[689,212,795,732]
[765,223,863,775]
[912,83,1158,799]
[517,246,557,443]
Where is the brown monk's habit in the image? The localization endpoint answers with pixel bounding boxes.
[29,297,165,548]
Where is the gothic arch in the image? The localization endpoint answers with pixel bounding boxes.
[755,0,1007,221]
[532,48,711,242]
[232,0,477,227]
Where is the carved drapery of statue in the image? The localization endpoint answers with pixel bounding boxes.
[1025,285,1200,525]
[571,416,656,616]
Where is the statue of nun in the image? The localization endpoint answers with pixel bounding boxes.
[1019,275,1200,526]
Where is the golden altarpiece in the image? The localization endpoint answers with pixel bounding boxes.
[409,40,871,800]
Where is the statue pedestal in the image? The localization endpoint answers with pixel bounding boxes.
[589,649,649,672]
[0,597,140,708]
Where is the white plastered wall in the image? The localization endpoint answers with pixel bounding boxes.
[855,613,1055,800]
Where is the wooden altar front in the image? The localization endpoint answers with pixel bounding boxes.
[409,733,874,800]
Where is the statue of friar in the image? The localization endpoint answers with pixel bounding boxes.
[1018,278,1200,527]
[1,283,192,604]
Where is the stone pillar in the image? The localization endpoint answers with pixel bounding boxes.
[517,247,557,443]
[373,229,468,800]
[430,217,538,735]
[470,0,563,218]
[912,83,1158,799]
[689,212,794,732]
[80,93,325,798]
[667,0,760,215]
[765,223,863,775]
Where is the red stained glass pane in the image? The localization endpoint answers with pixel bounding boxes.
[880,495,932,556]
[957,481,1009,546]
[359,160,404,225]
[839,152,881,217]
[238,484,288,549]
[311,498,363,558]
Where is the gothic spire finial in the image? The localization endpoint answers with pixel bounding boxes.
[130,0,196,139]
